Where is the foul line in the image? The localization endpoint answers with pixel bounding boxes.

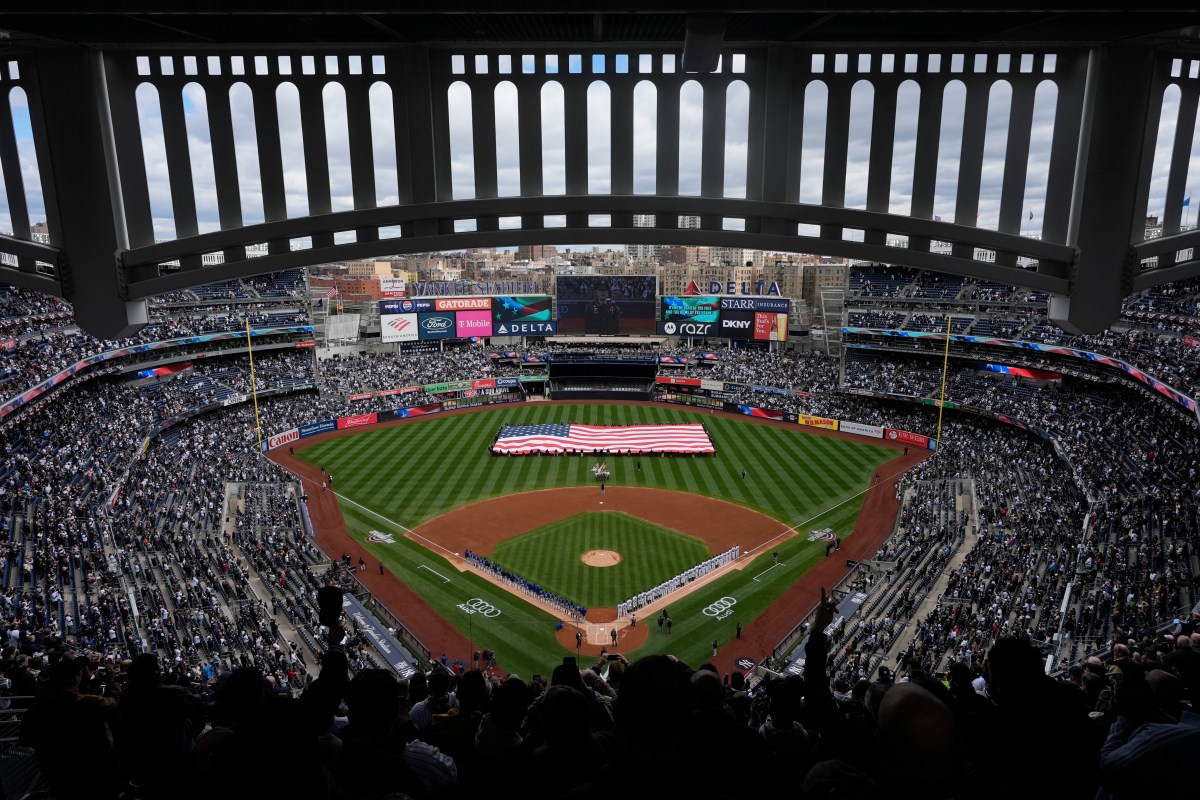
[753,562,785,581]
[419,564,452,583]
[330,492,460,561]
[744,462,913,557]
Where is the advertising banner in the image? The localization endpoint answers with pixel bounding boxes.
[656,376,701,387]
[754,312,789,342]
[377,386,421,398]
[719,297,790,313]
[885,428,929,448]
[472,378,496,390]
[798,414,838,430]
[494,320,558,335]
[340,592,419,678]
[494,377,521,388]
[348,392,374,401]
[394,403,443,419]
[425,380,473,395]
[839,420,884,438]
[435,297,491,311]
[720,311,755,339]
[379,278,406,298]
[658,320,719,337]
[380,299,419,315]
[734,404,786,420]
[300,419,337,438]
[337,412,379,430]
[294,341,317,348]
[700,379,725,392]
[455,310,493,338]
[381,313,419,342]
[417,312,456,340]
[264,428,299,451]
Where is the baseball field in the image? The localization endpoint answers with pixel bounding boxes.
[294,402,900,678]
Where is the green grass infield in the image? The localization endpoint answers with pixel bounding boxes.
[489,511,712,609]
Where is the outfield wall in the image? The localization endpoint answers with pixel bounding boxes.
[262,390,937,453]
[263,393,526,451]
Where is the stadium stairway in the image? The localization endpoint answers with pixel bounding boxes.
[881,478,980,673]
[221,483,320,674]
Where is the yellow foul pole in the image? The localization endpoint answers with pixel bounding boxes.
[935,313,952,448]
[246,318,263,451]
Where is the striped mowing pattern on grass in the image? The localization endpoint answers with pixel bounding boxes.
[300,403,895,527]
[488,512,712,609]
[302,402,901,677]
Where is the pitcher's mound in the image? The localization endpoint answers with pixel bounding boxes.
[581,549,622,567]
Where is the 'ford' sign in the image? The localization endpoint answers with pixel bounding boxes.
[418,312,457,340]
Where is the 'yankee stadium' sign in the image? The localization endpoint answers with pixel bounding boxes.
[411,280,543,296]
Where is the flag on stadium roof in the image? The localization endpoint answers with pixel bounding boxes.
[492,423,715,455]
[326,286,338,298]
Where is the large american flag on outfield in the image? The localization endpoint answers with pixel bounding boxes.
[492,423,714,455]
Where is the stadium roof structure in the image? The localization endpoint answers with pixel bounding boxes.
[1,4,1198,48]
[0,3,1199,337]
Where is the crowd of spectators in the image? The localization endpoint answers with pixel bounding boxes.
[0,265,1197,797]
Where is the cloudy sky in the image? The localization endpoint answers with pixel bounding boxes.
[2,51,1199,254]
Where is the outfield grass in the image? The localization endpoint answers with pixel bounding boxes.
[489,511,712,609]
[301,403,898,677]
[302,403,892,526]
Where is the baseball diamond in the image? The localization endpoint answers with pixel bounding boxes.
[279,401,907,678]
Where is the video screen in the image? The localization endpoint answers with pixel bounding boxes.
[662,296,720,324]
[493,295,553,323]
[555,275,658,335]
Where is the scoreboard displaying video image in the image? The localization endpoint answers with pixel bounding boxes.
[555,275,658,335]
[491,295,557,336]
[661,296,720,323]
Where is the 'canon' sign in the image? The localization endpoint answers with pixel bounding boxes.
[267,429,299,450]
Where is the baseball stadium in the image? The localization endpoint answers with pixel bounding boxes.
[0,4,1198,799]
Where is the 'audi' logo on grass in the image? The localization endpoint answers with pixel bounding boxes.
[458,598,501,618]
[702,596,737,619]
